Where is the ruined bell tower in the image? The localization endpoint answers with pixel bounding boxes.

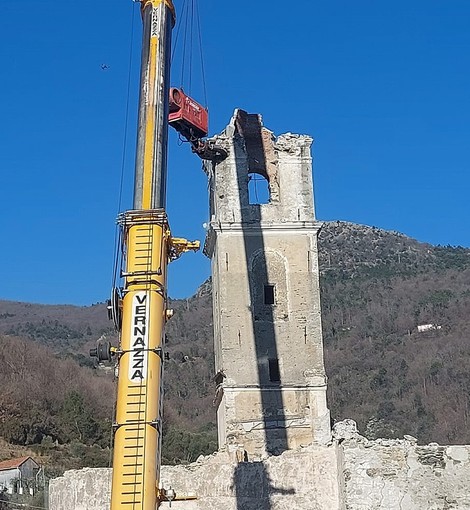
[204,110,330,459]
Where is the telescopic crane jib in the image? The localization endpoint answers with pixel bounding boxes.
[89,0,222,507]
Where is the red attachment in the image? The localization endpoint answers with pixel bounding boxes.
[168,88,208,140]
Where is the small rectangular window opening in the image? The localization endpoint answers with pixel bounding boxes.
[268,358,281,383]
[264,284,275,305]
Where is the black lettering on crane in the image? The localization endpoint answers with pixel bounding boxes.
[134,327,146,336]
[136,295,147,304]
[131,370,144,380]
[133,348,144,358]
[129,293,149,381]
[133,358,144,369]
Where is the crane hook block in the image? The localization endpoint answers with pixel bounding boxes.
[169,88,208,140]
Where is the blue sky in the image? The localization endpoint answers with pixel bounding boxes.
[1,0,469,305]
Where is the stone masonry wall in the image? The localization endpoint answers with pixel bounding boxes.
[204,111,330,456]
[49,446,342,510]
[337,420,470,510]
[49,421,470,510]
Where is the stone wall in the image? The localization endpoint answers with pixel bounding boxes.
[49,421,470,510]
[49,468,112,510]
[338,421,470,509]
[49,446,342,510]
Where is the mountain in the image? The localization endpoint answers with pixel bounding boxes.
[318,222,470,443]
[0,220,469,473]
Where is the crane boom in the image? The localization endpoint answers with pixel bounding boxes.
[100,2,199,508]
[134,0,174,210]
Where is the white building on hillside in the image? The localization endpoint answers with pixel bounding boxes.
[0,456,40,493]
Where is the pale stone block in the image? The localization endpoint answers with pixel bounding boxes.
[446,446,469,463]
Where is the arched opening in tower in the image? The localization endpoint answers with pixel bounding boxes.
[248,172,270,204]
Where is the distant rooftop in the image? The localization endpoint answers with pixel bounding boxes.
[0,456,38,471]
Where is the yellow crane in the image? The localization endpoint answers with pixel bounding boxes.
[89,0,210,507]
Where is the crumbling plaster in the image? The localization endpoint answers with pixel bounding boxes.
[203,112,316,227]
[335,420,470,510]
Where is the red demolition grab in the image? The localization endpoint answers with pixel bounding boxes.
[168,87,208,140]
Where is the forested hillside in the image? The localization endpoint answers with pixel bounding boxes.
[0,221,469,476]
[319,222,470,443]
[0,294,217,472]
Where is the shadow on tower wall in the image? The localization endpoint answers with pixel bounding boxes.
[232,111,294,509]
[232,461,295,510]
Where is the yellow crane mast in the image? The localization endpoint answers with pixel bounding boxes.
[91,1,199,508]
